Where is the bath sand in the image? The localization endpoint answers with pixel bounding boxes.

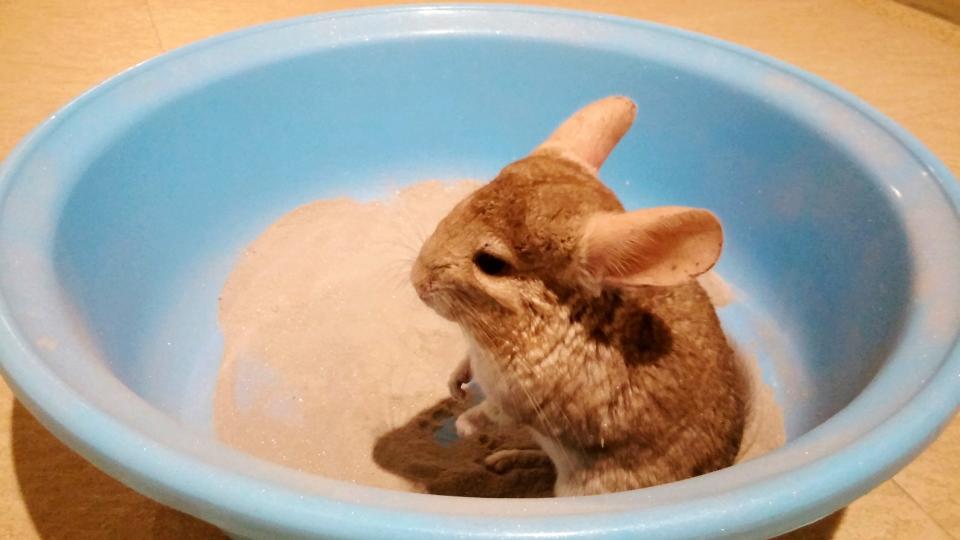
[214,180,784,496]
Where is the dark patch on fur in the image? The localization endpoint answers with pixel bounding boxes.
[618,311,673,366]
[567,289,672,365]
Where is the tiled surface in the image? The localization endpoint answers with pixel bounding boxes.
[780,479,953,540]
[895,416,960,535]
[0,1,958,538]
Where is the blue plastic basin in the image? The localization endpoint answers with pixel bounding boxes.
[0,5,957,539]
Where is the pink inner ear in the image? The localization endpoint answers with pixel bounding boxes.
[582,207,724,287]
[532,96,637,173]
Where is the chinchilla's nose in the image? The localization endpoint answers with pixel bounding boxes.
[410,257,431,300]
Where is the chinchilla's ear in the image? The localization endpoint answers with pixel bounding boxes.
[531,96,636,174]
[579,207,723,287]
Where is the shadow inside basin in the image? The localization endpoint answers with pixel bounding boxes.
[372,397,555,498]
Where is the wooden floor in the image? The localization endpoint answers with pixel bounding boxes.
[0,1,958,538]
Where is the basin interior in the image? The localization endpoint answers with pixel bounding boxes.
[49,35,910,451]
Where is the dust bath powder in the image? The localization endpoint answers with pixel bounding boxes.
[214,180,784,495]
[214,180,477,491]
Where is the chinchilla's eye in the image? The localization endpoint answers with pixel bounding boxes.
[473,251,510,276]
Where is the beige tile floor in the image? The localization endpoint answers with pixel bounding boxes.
[0,1,957,538]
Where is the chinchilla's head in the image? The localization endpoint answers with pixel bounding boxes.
[411,96,723,351]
